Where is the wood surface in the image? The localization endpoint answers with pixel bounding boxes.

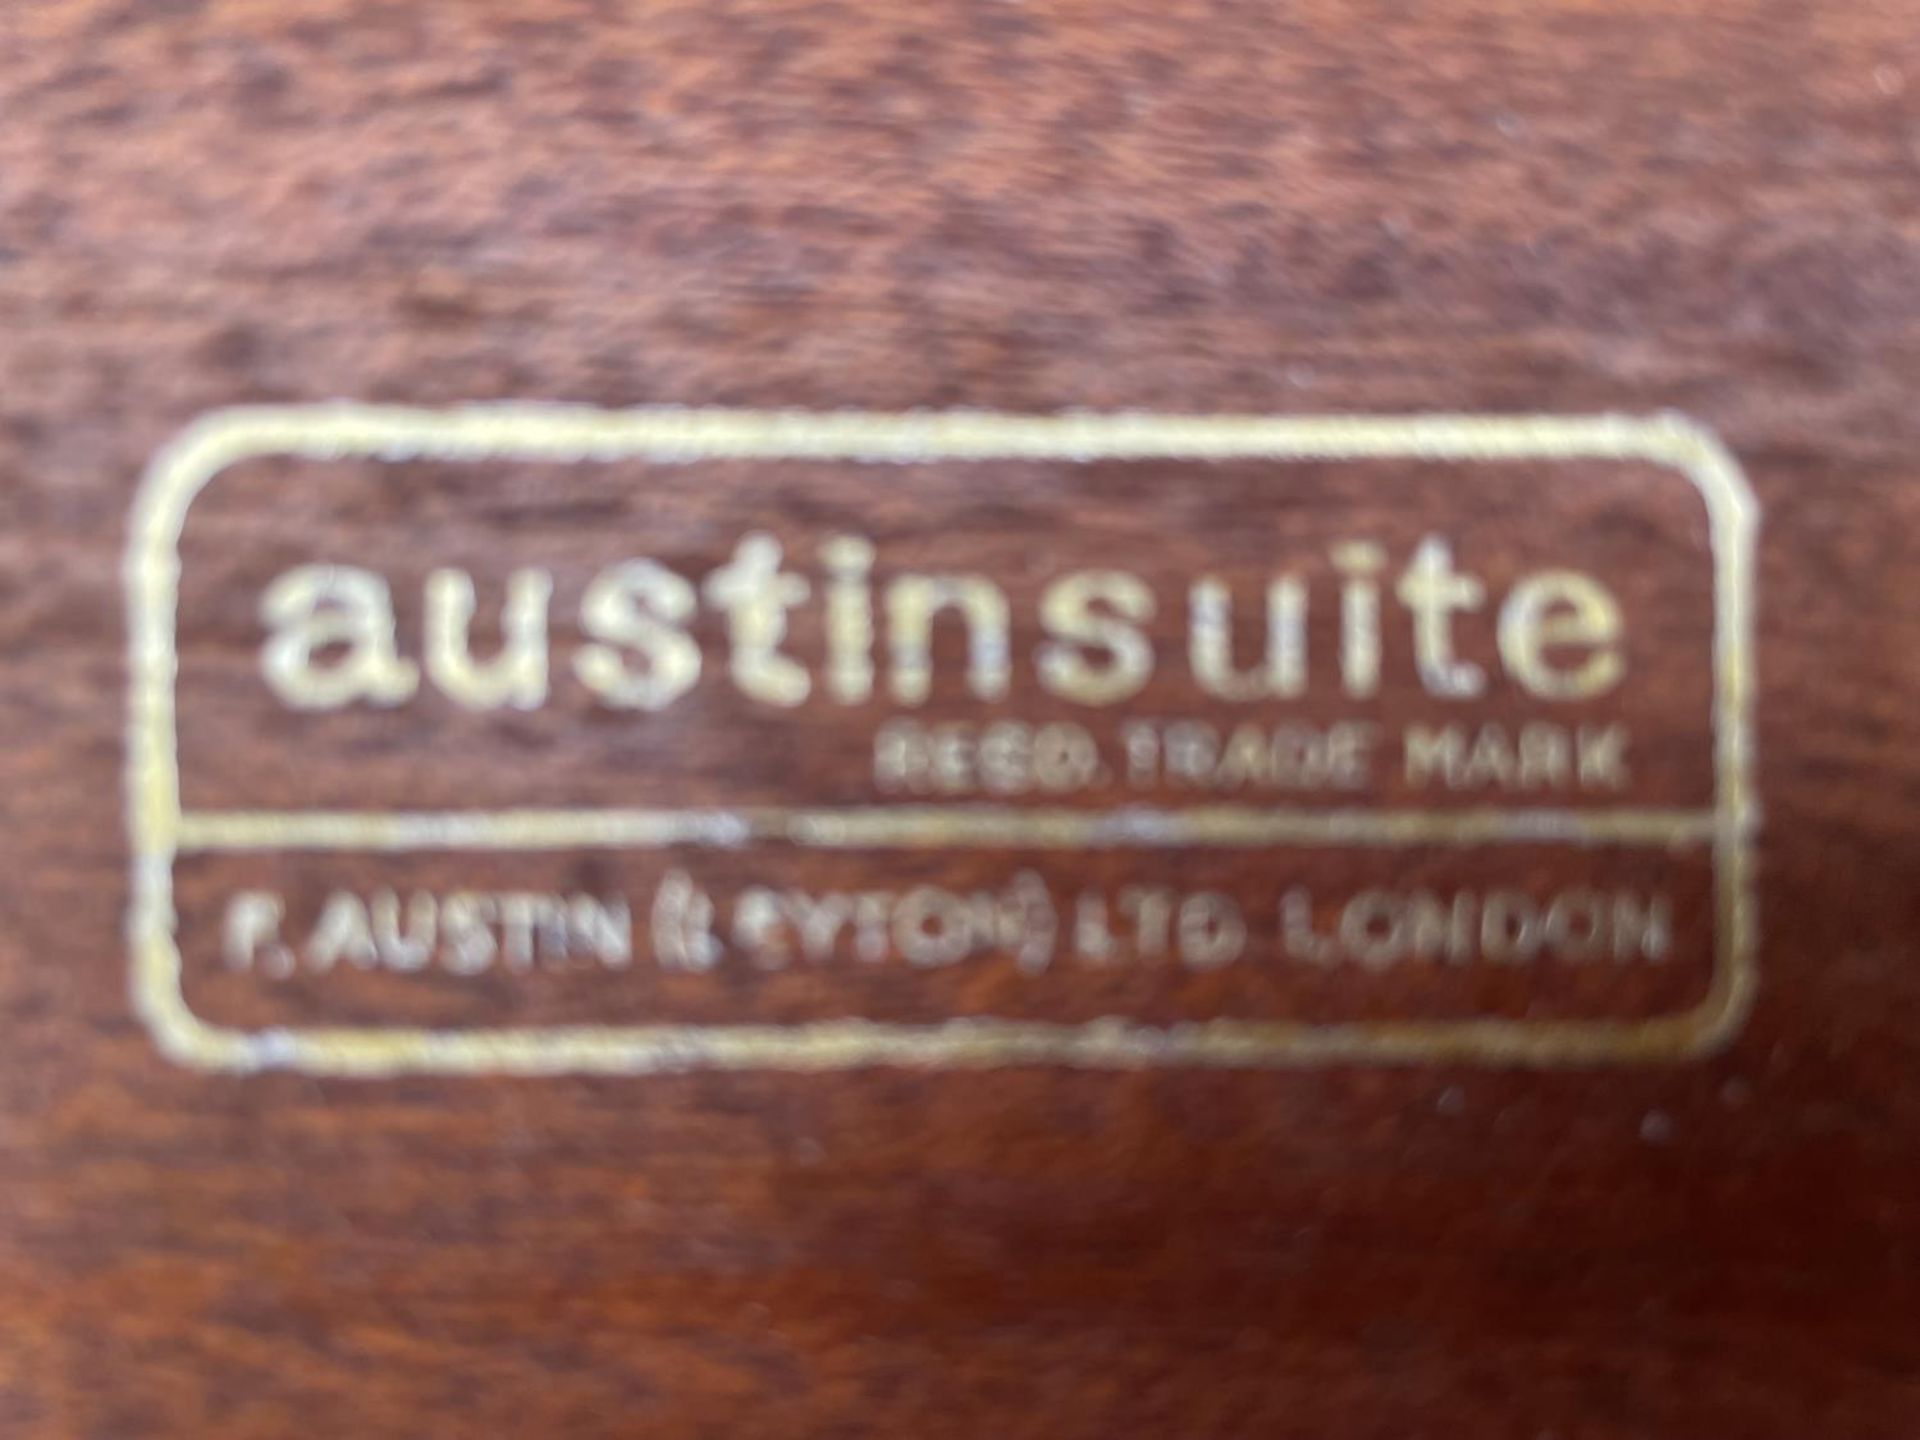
[4,0,1920,1434]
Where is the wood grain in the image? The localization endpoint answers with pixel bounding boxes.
[3,0,1920,1434]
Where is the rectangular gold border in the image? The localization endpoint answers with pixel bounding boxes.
[125,407,1758,1074]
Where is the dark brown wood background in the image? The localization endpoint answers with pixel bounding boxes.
[4,0,1920,1434]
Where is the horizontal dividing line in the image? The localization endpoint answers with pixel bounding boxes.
[163,1011,1729,1077]
[169,806,1728,853]
[168,405,1724,467]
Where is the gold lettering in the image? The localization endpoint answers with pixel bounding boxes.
[1498,571,1625,700]
[575,560,701,710]
[1037,570,1155,704]
[423,567,552,710]
[1394,535,1485,698]
[1331,541,1385,698]
[259,564,419,709]
[1187,575,1306,700]
[704,533,811,707]
[885,574,1010,704]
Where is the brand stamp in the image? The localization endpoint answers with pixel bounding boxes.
[126,407,1757,1073]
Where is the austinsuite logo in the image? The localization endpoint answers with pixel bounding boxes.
[125,406,1757,1075]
